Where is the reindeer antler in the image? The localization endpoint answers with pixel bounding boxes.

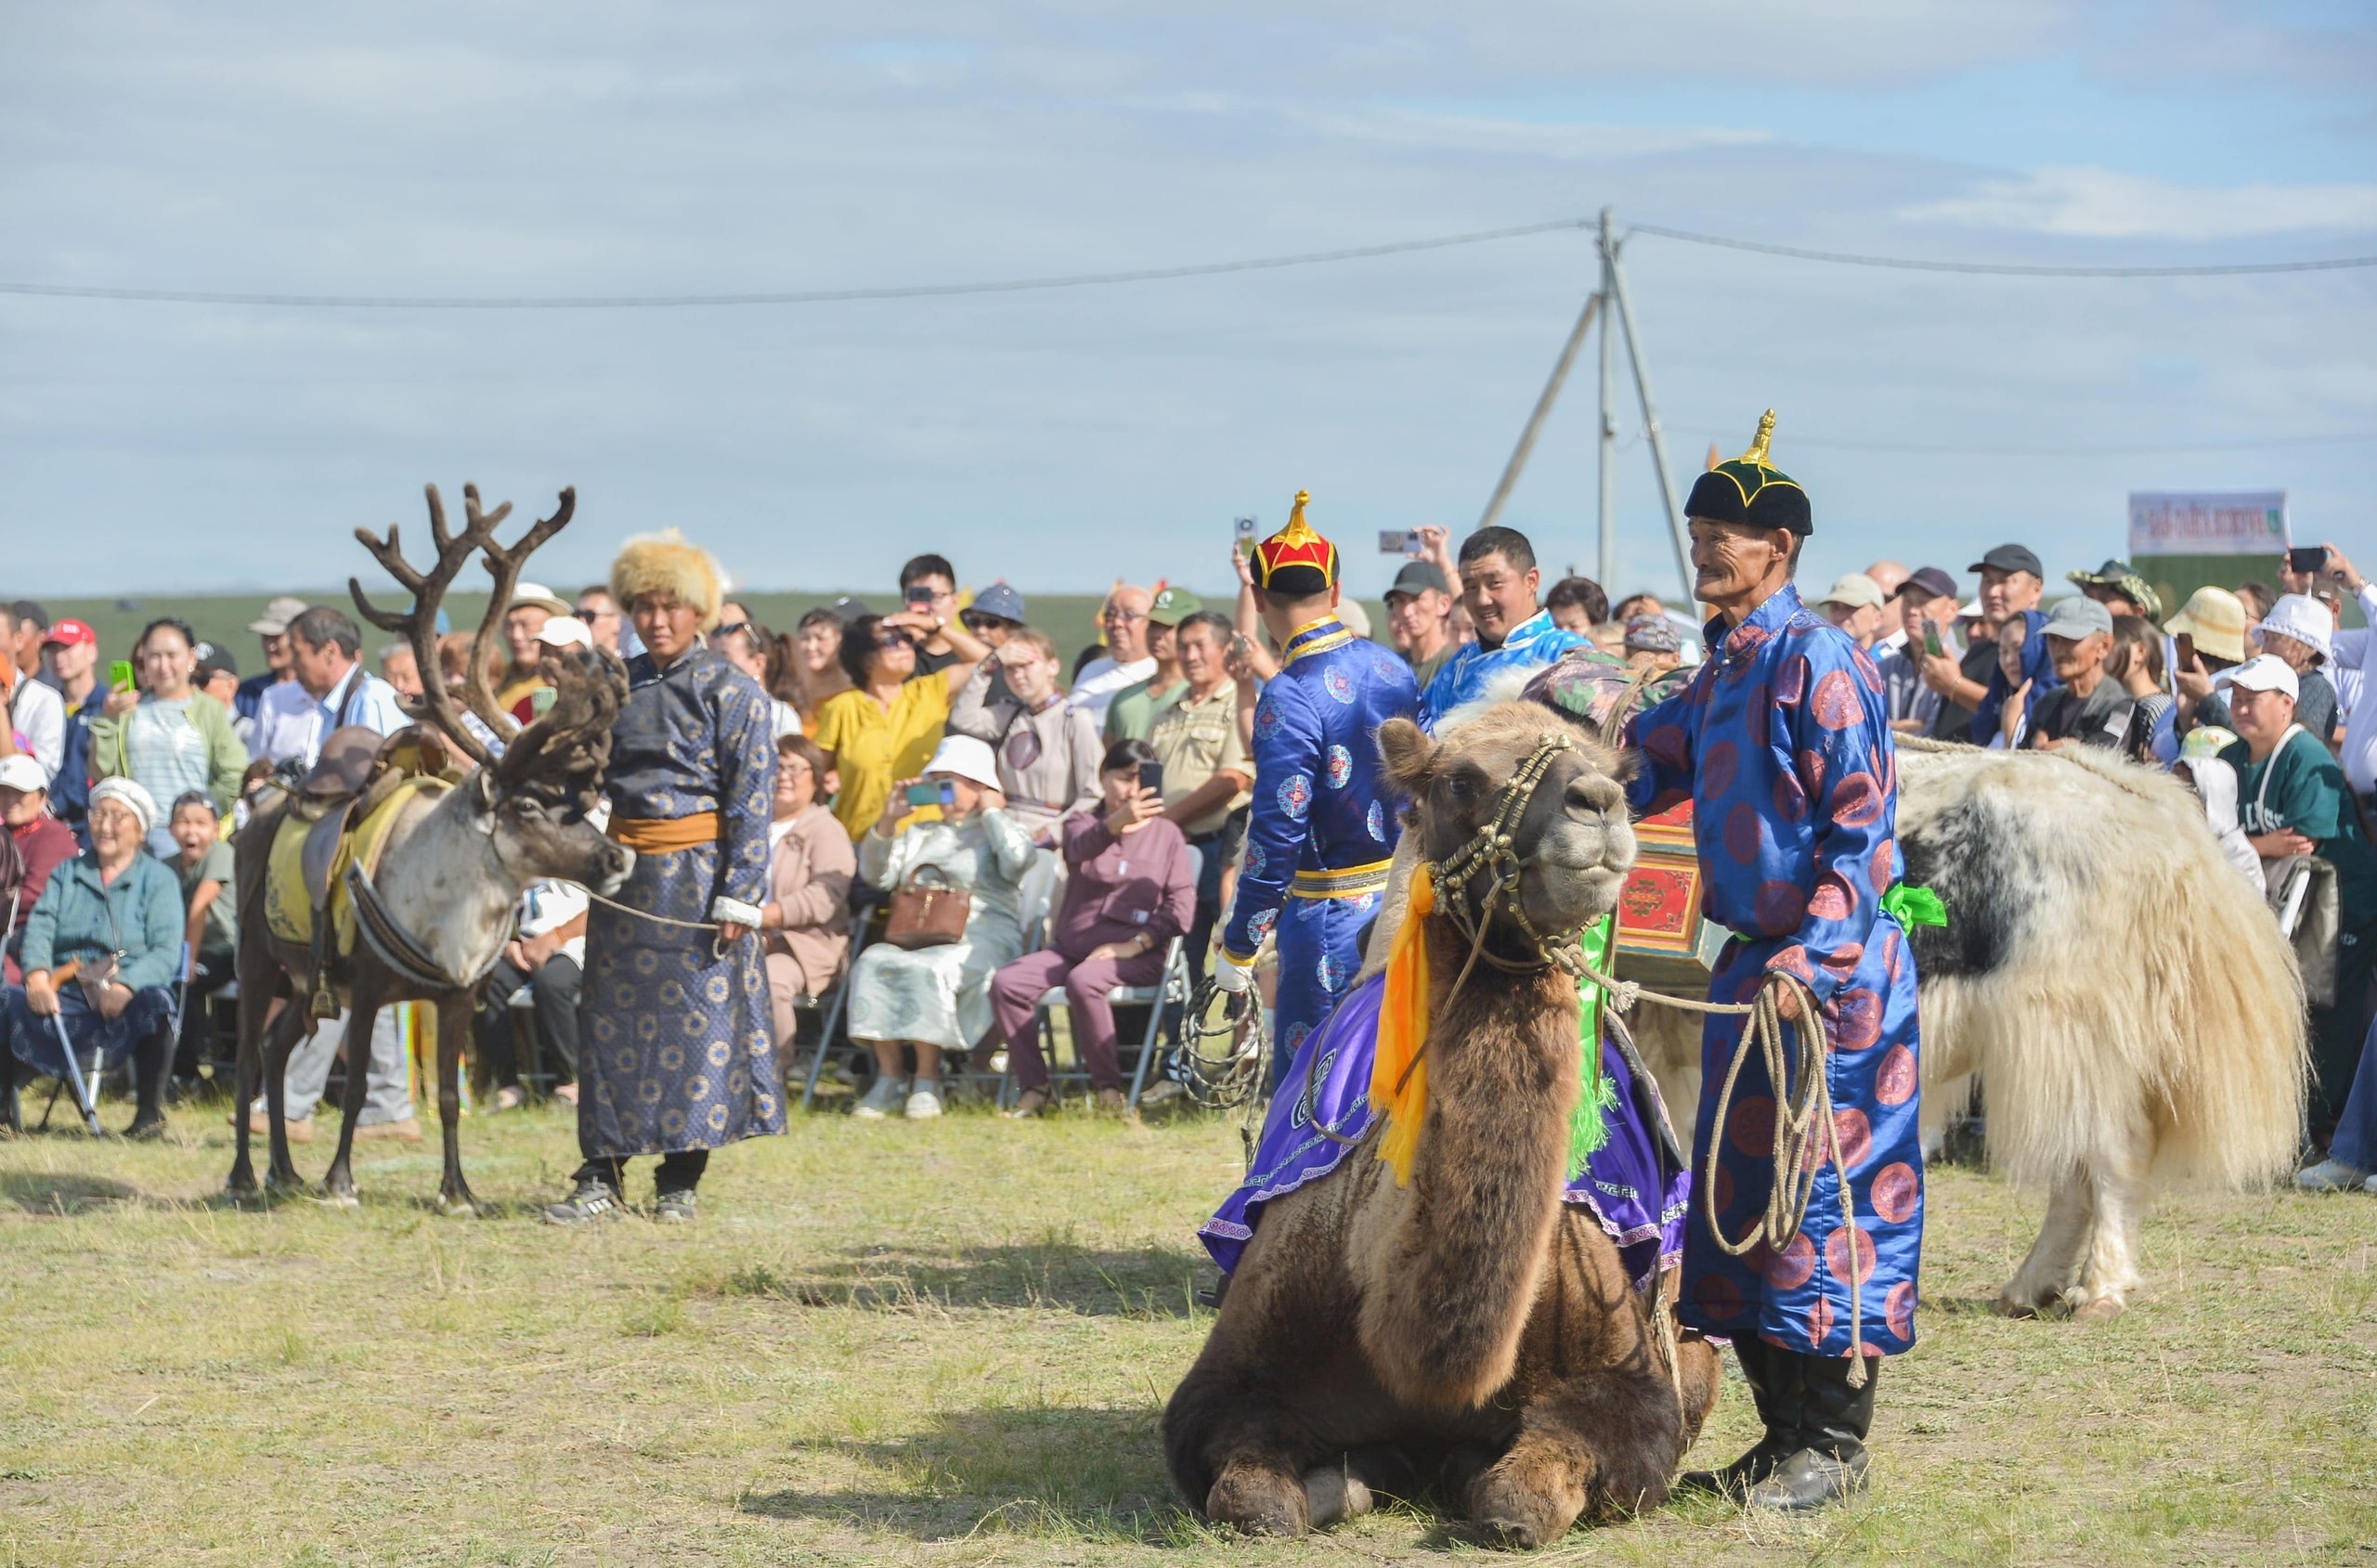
[349,483,519,769]
[456,486,576,745]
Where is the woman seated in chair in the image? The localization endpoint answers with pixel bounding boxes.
[846,734,1035,1121]
[760,734,856,1059]
[0,780,183,1137]
[988,739,1196,1118]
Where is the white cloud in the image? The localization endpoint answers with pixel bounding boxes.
[1292,108,1772,162]
[1903,166,2377,240]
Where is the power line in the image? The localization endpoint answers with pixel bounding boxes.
[1629,224,2377,278]
[0,218,1591,310]
[1677,427,2377,458]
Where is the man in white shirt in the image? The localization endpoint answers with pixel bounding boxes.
[1066,584,1158,729]
[2311,545,2377,805]
[251,606,412,768]
[474,878,591,1110]
[245,604,422,1142]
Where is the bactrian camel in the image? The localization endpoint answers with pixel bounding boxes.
[1162,704,1721,1548]
[1628,737,2306,1321]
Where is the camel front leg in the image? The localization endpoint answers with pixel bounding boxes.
[1465,1358,1682,1549]
[434,993,477,1216]
[1996,1167,2094,1317]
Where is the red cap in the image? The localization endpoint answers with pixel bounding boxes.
[42,618,96,648]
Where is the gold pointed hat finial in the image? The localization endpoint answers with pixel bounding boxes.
[1739,406,1777,468]
[1281,488,1315,541]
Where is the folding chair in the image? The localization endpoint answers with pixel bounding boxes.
[796,908,872,1110]
[1008,845,1201,1112]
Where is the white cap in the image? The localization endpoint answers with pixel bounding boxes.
[0,754,47,794]
[1812,572,1885,611]
[508,581,573,616]
[921,733,1002,791]
[533,615,595,652]
[2254,593,2332,664]
[2214,653,2299,702]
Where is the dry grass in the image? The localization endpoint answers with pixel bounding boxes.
[1,1094,2372,1566]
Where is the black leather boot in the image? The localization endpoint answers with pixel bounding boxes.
[1676,1338,1800,1497]
[125,1027,171,1140]
[1745,1354,1876,1510]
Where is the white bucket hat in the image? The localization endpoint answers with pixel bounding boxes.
[2254,593,2332,664]
[921,733,1002,791]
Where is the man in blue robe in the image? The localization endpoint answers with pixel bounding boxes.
[1211,494,1419,1085]
[1418,525,1588,731]
[1623,413,1925,1511]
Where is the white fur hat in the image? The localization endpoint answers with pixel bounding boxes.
[90,776,160,836]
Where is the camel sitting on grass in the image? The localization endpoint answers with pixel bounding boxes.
[1162,704,1720,1548]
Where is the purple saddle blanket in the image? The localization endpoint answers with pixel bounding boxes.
[1198,970,1691,1290]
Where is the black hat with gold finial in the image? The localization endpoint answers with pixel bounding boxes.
[1683,409,1812,536]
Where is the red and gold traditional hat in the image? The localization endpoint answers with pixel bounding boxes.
[1253,490,1339,597]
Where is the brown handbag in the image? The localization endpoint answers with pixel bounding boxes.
[883,864,970,950]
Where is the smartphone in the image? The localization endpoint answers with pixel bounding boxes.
[109,659,136,693]
[2175,632,2196,672]
[1922,619,1946,659]
[1234,516,1258,557]
[1377,529,1422,556]
[2288,545,2330,576]
[1137,759,1164,796]
[529,685,559,717]
[904,782,941,808]
[904,583,935,608]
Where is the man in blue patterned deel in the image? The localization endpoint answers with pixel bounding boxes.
[1417,525,1588,732]
[1623,412,1924,1513]
[544,528,784,1228]
[1211,492,1419,1087]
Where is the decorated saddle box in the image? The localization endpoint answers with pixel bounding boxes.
[1613,800,1726,996]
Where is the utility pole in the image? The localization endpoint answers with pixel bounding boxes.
[1605,240,1693,596]
[1595,207,1619,590]
[1475,293,1600,535]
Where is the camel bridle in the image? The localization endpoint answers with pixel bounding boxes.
[1430,729,1605,997]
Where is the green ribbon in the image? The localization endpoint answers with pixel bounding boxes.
[1880,883,1948,930]
[1569,914,1619,1178]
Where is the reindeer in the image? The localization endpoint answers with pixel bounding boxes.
[226,484,635,1213]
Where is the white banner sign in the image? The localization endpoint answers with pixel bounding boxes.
[2128,490,2287,558]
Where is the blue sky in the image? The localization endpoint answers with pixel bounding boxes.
[2,1,2371,604]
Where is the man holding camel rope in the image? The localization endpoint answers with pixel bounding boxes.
[1623,412,1927,1511]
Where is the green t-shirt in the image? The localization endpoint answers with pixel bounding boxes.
[176,838,238,956]
[2224,729,2377,932]
[1102,678,1188,745]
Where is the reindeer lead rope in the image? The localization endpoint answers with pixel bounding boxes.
[583,890,737,961]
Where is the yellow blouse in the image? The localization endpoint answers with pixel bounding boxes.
[811,678,953,841]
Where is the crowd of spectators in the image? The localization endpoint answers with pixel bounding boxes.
[6,528,2374,1189]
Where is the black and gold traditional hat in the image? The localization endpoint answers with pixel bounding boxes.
[1683,410,1812,536]
[1253,490,1340,596]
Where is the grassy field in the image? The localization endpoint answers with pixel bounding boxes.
[2,1094,2372,1567]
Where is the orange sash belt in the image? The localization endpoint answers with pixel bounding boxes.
[606,811,722,854]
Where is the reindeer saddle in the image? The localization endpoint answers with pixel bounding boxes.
[265,726,463,962]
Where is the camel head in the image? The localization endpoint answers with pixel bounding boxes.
[1378,701,1636,950]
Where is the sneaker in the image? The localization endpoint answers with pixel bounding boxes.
[543,1177,624,1226]
[2296,1158,2371,1191]
[245,1109,314,1145]
[851,1075,909,1121]
[655,1188,699,1224]
[354,1116,423,1143]
[1138,1080,1185,1108]
[493,1086,526,1112]
[904,1081,944,1120]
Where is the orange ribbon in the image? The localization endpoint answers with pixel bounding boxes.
[1371,862,1435,1186]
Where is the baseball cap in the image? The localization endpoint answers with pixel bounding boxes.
[534,616,595,652]
[248,595,311,636]
[2254,593,2332,664]
[826,596,872,622]
[1148,587,1203,627]
[1812,573,1885,611]
[0,754,47,794]
[1385,561,1451,601]
[191,640,240,680]
[2215,653,2299,702]
[2038,597,2115,641]
[508,581,573,617]
[1898,566,1959,603]
[964,583,1028,626]
[1967,544,2045,578]
[41,617,97,649]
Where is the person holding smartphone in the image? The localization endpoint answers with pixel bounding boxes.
[988,739,1196,1118]
[86,617,248,859]
[1877,567,1962,734]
